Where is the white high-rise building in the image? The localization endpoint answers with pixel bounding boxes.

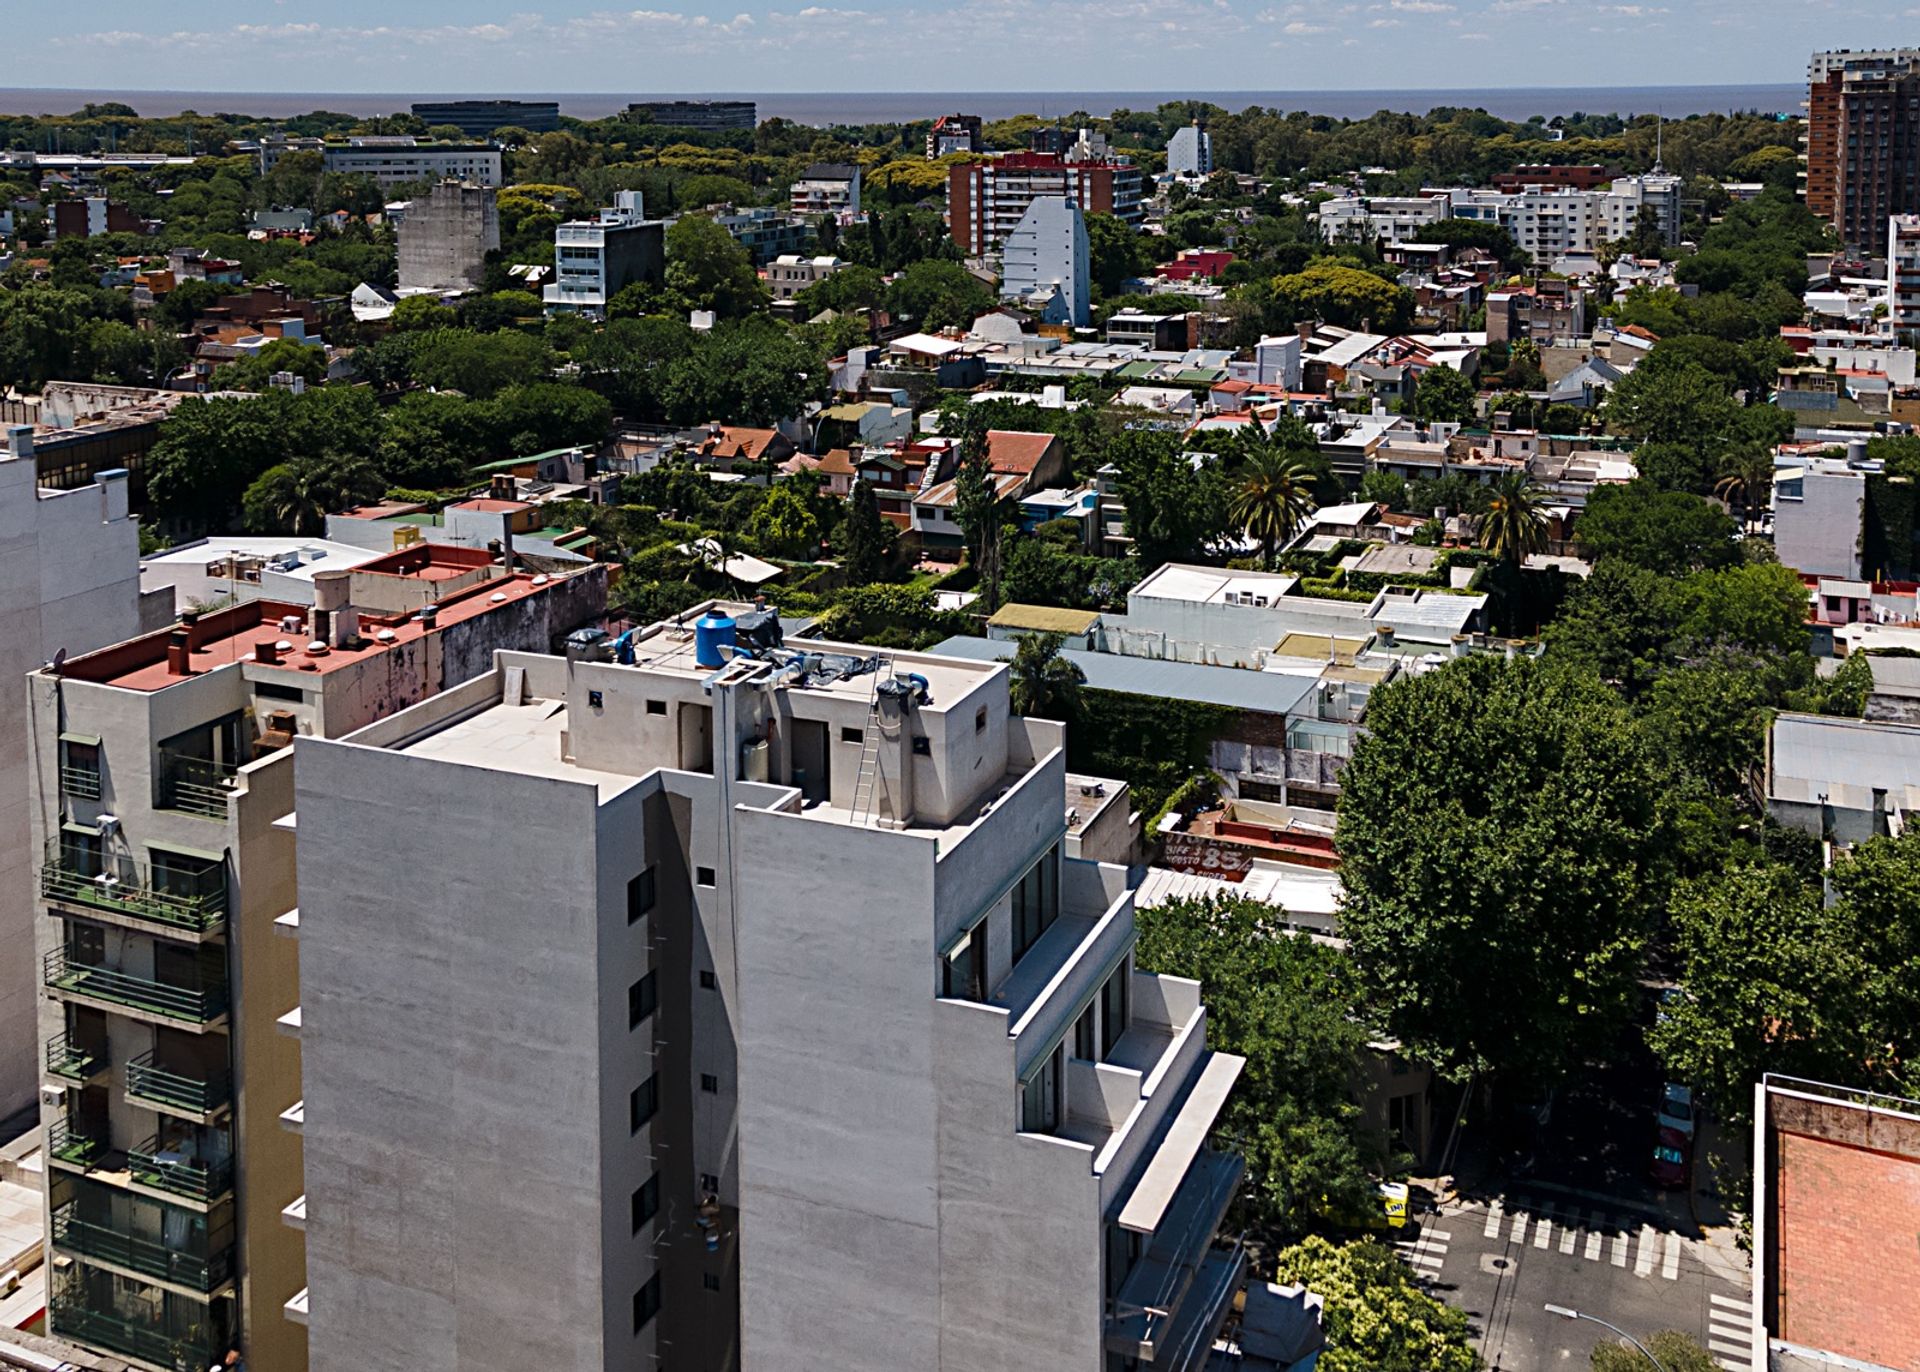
[1892,215,1920,333]
[1001,195,1091,328]
[1602,172,1685,247]
[285,606,1246,1372]
[1167,123,1213,179]
[545,191,667,316]
[0,431,147,1125]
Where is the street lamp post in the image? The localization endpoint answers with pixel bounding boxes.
[1544,1305,1668,1372]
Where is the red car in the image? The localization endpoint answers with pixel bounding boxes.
[1650,1127,1691,1189]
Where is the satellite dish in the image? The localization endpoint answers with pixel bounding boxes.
[50,648,66,671]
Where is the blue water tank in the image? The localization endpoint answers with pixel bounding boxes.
[694,612,737,669]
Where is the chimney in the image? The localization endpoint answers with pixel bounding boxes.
[180,610,202,651]
[418,603,439,630]
[166,628,192,676]
[255,639,280,666]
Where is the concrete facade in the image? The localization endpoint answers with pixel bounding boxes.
[0,449,143,1125]
[287,607,1246,1372]
[1001,196,1091,329]
[320,141,502,189]
[1773,459,1866,580]
[25,552,605,1372]
[1166,125,1213,180]
[545,191,667,315]
[396,181,501,294]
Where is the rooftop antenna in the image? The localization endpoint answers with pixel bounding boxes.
[1653,113,1664,174]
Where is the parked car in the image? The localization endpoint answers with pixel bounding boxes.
[1658,1082,1696,1141]
[1651,1126,1691,1189]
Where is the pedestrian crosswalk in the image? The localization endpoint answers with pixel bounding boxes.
[1418,1195,1693,1283]
[1392,1223,1451,1280]
[1707,1292,1756,1371]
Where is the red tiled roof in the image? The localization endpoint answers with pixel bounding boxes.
[985,430,1056,476]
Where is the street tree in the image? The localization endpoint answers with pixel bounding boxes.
[1270,1237,1479,1372]
[1592,1331,1717,1372]
[1336,656,1667,1083]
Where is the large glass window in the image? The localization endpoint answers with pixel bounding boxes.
[1020,1046,1060,1134]
[1011,849,1059,963]
[1099,961,1130,1058]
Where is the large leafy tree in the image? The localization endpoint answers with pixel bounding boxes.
[241,454,385,536]
[1265,260,1414,333]
[663,213,767,318]
[1336,656,1667,1084]
[1592,1332,1717,1372]
[952,418,1006,608]
[1413,365,1477,425]
[1113,432,1228,571]
[884,259,995,331]
[1574,481,1739,576]
[1136,895,1379,1236]
[840,478,890,584]
[1270,1237,1479,1372]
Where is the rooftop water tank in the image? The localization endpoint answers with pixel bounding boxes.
[694,612,737,669]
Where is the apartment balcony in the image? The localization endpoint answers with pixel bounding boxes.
[45,1031,109,1085]
[157,751,240,820]
[41,847,228,940]
[44,950,230,1030]
[48,1117,110,1174]
[125,1050,232,1123]
[126,1136,233,1206]
[51,1299,217,1371]
[50,1201,234,1295]
[1107,1150,1246,1366]
[60,764,102,801]
[1111,1241,1247,1372]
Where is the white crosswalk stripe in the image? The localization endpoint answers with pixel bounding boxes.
[1392,1225,1450,1279]
[1662,1230,1681,1280]
[1584,1210,1604,1261]
[1609,1231,1628,1267]
[1534,1202,1554,1249]
[1559,1215,1577,1254]
[1634,1223,1658,1276]
[1484,1198,1504,1238]
[1509,1210,1529,1243]
[1708,1291,1755,1369]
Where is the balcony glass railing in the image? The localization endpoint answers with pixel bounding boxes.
[126,1051,232,1117]
[51,1202,233,1292]
[157,751,239,820]
[44,950,230,1025]
[127,1137,233,1203]
[51,1300,215,1370]
[48,1117,108,1170]
[46,1031,109,1083]
[40,846,227,936]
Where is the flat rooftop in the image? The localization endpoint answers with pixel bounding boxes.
[1129,564,1300,606]
[55,556,578,692]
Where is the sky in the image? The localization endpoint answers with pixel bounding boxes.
[0,1,1893,94]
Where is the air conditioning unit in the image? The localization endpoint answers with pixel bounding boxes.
[39,1085,64,1107]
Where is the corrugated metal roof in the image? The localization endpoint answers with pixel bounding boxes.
[926,636,1318,714]
[1770,712,1920,805]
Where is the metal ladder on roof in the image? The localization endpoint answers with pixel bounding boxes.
[847,657,891,827]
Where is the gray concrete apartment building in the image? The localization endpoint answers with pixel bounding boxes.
[397,180,501,295]
[284,605,1246,1372]
[26,547,605,1372]
[1,438,161,1129]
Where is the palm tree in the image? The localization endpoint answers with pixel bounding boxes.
[1714,446,1774,533]
[1009,632,1086,721]
[1228,449,1320,565]
[1477,472,1550,565]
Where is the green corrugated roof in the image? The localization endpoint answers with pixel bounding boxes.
[1114,360,1161,380]
[1173,368,1227,385]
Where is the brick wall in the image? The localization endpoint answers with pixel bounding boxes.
[1772,1124,1920,1368]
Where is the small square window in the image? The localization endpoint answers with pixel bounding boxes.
[700,1073,719,1094]
[703,1272,722,1292]
[699,969,717,990]
[630,1075,658,1133]
[627,868,656,925]
[696,866,716,887]
[911,735,931,756]
[700,1172,720,1194]
[629,971,657,1030]
[975,706,988,733]
[646,699,667,716]
[840,726,864,745]
[588,690,605,709]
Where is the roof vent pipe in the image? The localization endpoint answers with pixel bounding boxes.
[165,628,191,676]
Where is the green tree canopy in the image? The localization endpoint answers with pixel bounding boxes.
[1336,656,1667,1083]
[1413,365,1477,424]
[1265,260,1414,333]
[663,213,768,318]
[1270,1237,1479,1372]
[1574,481,1738,576]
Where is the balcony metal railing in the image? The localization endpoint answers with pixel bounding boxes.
[127,1137,233,1203]
[59,765,102,801]
[47,1117,108,1170]
[46,1031,108,1083]
[157,751,239,820]
[40,846,228,936]
[126,1051,231,1117]
[44,950,230,1025]
[50,1300,214,1370]
[50,1202,233,1292]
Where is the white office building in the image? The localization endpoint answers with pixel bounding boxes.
[286,606,1247,1372]
[1318,195,1451,245]
[320,138,503,189]
[1000,196,1091,328]
[1601,172,1685,247]
[545,191,667,316]
[1167,124,1214,179]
